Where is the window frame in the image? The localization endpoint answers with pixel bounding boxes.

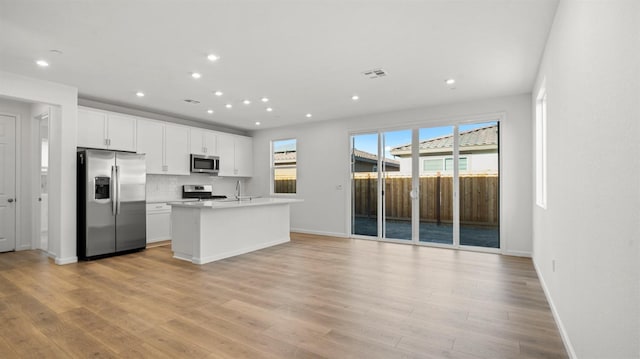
[271,138,297,195]
[535,86,548,209]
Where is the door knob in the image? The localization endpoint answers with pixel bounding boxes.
[7,198,14,203]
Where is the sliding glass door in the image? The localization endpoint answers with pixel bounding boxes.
[382,130,412,241]
[351,133,379,237]
[458,121,500,248]
[417,126,454,245]
[350,120,499,250]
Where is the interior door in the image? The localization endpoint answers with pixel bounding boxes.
[37,111,50,251]
[0,114,16,252]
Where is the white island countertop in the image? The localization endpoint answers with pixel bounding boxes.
[168,197,302,209]
[170,197,302,265]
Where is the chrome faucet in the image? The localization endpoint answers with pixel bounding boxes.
[235,180,241,200]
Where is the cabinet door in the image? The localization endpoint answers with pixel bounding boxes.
[203,131,218,155]
[217,134,235,176]
[235,136,253,177]
[107,113,136,152]
[77,108,107,149]
[136,119,164,174]
[164,123,190,175]
[189,128,206,155]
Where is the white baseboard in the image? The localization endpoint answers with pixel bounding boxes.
[533,259,577,359]
[55,256,78,265]
[504,249,532,258]
[186,237,291,265]
[290,228,349,238]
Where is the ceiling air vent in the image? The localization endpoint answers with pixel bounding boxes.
[362,68,388,79]
[184,99,201,104]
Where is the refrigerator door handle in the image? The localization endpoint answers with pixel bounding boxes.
[116,165,121,215]
[111,165,117,215]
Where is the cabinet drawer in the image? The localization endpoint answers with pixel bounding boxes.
[146,203,171,212]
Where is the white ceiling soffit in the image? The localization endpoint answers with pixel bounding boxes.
[0,0,558,130]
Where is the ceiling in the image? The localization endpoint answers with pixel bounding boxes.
[0,0,558,131]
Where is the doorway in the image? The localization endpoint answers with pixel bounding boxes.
[0,114,16,252]
[350,120,500,250]
[34,111,50,252]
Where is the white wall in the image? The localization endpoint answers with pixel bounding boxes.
[249,94,533,255]
[531,1,640,358]
[0,71,78,264]
[0,97,34,250]
[146,174,247,202]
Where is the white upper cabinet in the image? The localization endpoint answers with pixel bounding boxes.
[77,107,136,152]
[136,119,190,175]
[190,128,218,156]
[218,133,253,177]
[78,107,249,177]
[218,134,235,176]
[136,119,164,174]
[164,123,190,175]
[234,135,253,177]
[106,113,136,152]
[77,108,107,149]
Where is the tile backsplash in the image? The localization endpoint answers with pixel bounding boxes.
[146,174,247,202]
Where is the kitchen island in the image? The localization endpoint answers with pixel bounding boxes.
[169,198,302,264]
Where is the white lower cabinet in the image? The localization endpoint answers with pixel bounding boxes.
[146,203,171,243]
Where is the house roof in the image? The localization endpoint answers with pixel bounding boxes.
[390,124,498,156]
[274,151,296,163]
[353,149,400,168]
[274,148,399,168]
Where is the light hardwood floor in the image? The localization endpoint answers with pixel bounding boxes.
[0,233,567,358]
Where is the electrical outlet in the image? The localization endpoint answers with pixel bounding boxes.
[552,259,556,272]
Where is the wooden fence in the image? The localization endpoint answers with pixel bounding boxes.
[351,174,499,226]
[274,179,296,194]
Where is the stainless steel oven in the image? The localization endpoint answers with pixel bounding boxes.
[190,154,220,174]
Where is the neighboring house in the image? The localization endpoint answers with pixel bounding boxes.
[352,149,400,172]
[272,147,400,173]
[390,124,498,175]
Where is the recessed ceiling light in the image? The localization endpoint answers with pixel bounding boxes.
[306,113,312,118]
[351,95,359,101]
[445,78,456,85]
[191,72,202,79]
[261,97,269,103]
[214,91,223,96]
[255,122,261,126]
[207,54,220,62]
[266,107,273,112]
[243,99,251,105]
[36,60,49,67]
[225,104,232,109]
[136,92,145,97]
[207,109,214,114]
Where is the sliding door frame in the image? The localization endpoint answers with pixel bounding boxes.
[348,112,505,255]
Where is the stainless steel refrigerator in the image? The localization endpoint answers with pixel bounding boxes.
[77,149,146,260]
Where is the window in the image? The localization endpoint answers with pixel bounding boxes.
[272,139,297,194]
[536,87,547,208]
[423,159,442,171]
[444,157,467,171]
[423,157,467,172]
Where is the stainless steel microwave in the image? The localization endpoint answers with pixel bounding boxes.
[190,154,219,174]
